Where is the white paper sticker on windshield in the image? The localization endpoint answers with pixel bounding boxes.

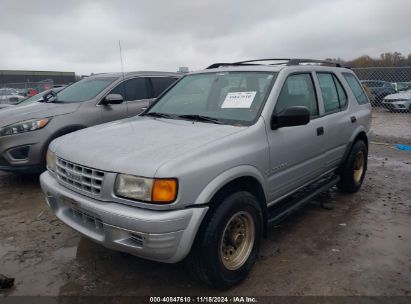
[221,91,257,108]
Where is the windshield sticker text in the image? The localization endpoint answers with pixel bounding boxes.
[221,91,257,108]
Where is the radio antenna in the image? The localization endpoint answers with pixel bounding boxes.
[118,40,129,115]
[118,40,125,77]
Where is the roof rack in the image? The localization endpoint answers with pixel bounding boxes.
[206,58,342,69]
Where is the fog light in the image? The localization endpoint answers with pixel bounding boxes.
[8,145,30,160]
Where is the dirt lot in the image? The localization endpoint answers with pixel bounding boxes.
[372,110,411,143]
[0,115,410,297]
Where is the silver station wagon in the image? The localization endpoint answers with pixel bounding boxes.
[40,59,372,289]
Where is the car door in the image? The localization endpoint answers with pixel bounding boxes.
[99,80,129,123]
[266,72,327,201]
[315,72,354,172]
[123,77,152,117]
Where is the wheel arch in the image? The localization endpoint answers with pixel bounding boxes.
[194,166,268,235]
[338,128,369,172]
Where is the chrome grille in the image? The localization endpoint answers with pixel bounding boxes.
[56,157,105,195]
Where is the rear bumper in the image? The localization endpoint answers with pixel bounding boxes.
[40,171,208,263]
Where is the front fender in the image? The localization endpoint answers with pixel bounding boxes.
[193,165,268,205]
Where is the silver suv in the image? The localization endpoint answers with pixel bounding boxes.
[40,59,372,289]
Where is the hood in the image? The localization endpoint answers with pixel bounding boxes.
[0,102,80,127]
[51,116,245,177]
[384,91,411,100]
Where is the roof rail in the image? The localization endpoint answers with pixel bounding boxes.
[206,58,342,69]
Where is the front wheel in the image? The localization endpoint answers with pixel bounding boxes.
[188,191,263,289]
[337,140,368,193]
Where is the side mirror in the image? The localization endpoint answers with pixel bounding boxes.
[43,91,57,103]
[103,94,124,105]
[271,106,310,129]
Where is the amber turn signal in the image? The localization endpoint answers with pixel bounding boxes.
[152,179,178,203]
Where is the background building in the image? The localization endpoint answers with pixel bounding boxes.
[0,70,76,85]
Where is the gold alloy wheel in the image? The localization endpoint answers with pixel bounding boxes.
[220,211,255,271]
[353,151,365,183]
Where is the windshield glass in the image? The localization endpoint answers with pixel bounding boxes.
[55,77,117,103]
[146,72,276,125]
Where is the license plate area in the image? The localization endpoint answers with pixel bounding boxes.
[59,195,104,233]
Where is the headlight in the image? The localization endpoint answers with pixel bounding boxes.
[46,149,56,173]
[115,174,177,204]
[0,118,50,136]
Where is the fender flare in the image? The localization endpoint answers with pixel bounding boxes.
[193,165,268,206]
[338,126,369,170]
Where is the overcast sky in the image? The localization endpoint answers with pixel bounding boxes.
[0,0,410,74]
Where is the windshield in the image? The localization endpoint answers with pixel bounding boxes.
[54,77,117,103]
[146,72,276,126]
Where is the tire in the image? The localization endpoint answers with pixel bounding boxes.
[188,191,263,289]
[337,140,368,193]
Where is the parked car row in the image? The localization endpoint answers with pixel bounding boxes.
[360,80,411,111]
[360,80,396,106]
[0,59,370,289]
[382,88,411,111]
[0,87,66,110]
[0,88,26,105]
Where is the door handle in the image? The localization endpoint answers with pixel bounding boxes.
[351,116,357,123]
[317,127,324,136]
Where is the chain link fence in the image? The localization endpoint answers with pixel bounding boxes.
[0,80,54,105]
[352,67,411,142]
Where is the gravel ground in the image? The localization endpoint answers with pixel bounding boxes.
[372,110,411,143]
[0,143,410,297]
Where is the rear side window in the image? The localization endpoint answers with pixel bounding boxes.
[343,73,369,105]
[151,77,178,97]
[275,74,318,117]
[317,73,348,113]
[110,77,148,101]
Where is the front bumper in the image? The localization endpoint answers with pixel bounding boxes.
[0,128,50,172]
[382,101,410,111]
[40,171,208,263]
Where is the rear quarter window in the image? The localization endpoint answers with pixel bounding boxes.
[343,73,369,105]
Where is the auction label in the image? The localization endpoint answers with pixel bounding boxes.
[150,296,257,303]
[221,91,257,108]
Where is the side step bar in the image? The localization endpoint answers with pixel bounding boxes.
[267,175,340,227]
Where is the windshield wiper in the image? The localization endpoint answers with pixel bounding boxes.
[177,114,224,124]
[141,112,175,119]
